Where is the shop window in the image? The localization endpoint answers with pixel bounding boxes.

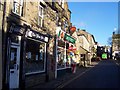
[57,47,66,69]
[66,53,71,67]
[12,0,23,16]
[25,39,46,74]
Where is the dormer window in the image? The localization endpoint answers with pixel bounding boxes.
[12,0,23,16]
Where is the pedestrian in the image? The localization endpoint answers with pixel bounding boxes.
[71,56,76,73]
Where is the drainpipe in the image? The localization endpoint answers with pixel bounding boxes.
[2,0,7,89]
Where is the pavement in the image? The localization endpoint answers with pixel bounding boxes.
[26,61,99,89]
[115,59,120,66]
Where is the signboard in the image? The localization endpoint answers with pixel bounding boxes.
[25,29,49,43]
[64,34,76,44]
[102,53,107,59]
[9,25,25,35]
[56,27,76,44]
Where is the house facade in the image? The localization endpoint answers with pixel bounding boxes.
[2,0,72,89]
[77,30,90,67]
[77,29,96,66]
[112,33,120,59]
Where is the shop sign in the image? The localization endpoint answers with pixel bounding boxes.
[26,29,49,43]
[70,26,76,32]
[64,34,76,44]
[57,30,65,40]
[56,27,76,44]
[9,25,25,35]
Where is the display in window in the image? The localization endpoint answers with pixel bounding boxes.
[36,55,38,61]
[25,38,46,74]
[26,52,31,59]
[66,54,71,67]
[39,48,43,60]
[57,47,66,69]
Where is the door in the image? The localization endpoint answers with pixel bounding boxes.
[9,36,21,89]
[9,45,20,88]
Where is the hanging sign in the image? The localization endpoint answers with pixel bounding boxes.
[56,27,76,44]
[70,26,76,32]
[57,30,65,40]
[64,34,76,44]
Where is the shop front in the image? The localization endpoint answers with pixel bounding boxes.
[56,27,76,77]
[5,24,25,89]
[5,23,49,89]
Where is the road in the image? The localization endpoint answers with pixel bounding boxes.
[59,60,120,88]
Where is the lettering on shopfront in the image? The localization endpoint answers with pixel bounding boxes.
[9,25,25,35]
[26,29,48,43]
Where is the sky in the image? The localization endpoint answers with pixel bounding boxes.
[68,2,118,46]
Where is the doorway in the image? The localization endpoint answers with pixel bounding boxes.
[9,36,21,89]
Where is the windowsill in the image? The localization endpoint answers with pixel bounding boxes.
[25,71,45,76]
[9,12,26,23]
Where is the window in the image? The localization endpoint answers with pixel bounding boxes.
[38,3,44,27]
[58,0,64,8]
[0,0,3,11]
[12,0,23,16]
[25,39,46,74]
[57,47,66,69]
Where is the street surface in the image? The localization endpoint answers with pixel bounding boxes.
[58,60,120,88]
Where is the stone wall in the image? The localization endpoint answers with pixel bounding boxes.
[24,1,57,85]
[2,0,71,88]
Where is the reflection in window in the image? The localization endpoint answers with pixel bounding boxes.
[57,47,66,69]
[25,39,46,74]
[10,47,17,69]
[66,53,71,67]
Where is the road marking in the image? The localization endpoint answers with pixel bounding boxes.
[55,66,94,89]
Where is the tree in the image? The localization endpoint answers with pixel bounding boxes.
[107,37,112,45]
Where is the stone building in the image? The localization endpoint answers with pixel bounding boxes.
[77,29,96,66]
[112,33,120,59]
[2,0,71,89]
